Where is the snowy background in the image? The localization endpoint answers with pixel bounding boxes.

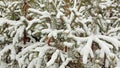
[0,0,120,68]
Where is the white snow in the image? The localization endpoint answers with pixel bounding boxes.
[80,36,93,64]
[69,34,88,45]
[60,52,65,62]
[63,42,74,48]
[41,29,52,34]
[42,29,63,39]
[26,18,42,30]
[0,36,4,42]
[0,44,16,61]
[0,0,120,68]
[47,50,60,67]
[97,35,120,50]
[56,10,64,18]
[108,27,120,34]
[28,8,51,19]
[94,37,111,58]
[59,58,72,68]
[0,61,8,68]
[0,18,22,26]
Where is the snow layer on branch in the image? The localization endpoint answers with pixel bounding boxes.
[63,42,74,48]
[56,10,64,18]
[48,30,57,39]
[74,27,85,34]
[59,58,72,68]
[71,8,81,16]
[99,0,113,9]
[0,61,8,68]
[0,1,6,6]
[28,57,46,68]
[28,8,50,19]
[62,16,71,30]
[113,18,120,26]
[94,37,111,58]
[30,45,54,68]
[60,52,65,62]
[0,18,22,26]
[108,27,120,34]
[75,18,91,35]
[47,50,60,67]
[16,43,46,67]
[33,45,54,58]
[16,42,45,59]
[116,57,120,67]
[0,44,16,61]
[80,36,93,64]
[42,29,63,39]
[26,18,42,29]
[0,35,4,42]
[13,25,25,45]
[41,29,52,34]
[28,58,37,68]
[97,35,120,50]
[49,0,53,3]
[69,34,88,45]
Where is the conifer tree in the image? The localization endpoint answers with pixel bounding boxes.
[0,0,120,68]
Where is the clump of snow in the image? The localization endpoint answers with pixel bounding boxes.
[63,42,74,48]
